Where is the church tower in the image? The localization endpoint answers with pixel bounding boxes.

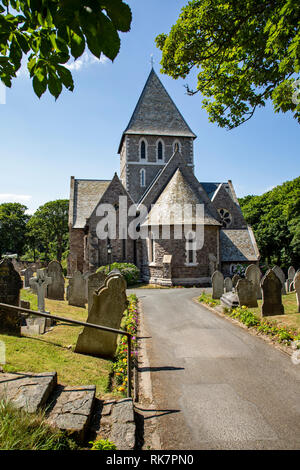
[118,69,196,203]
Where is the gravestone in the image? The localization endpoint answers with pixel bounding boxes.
[236,279,258,308]
[0,259,23,336]
[272,265,286,295]
[24,267,34,288]
[211,270,224,299]
[245,264,262,299]
[261,269,284,317]
[47,261,65,301]
[68,271,87,308]
[232,274,240,288]
[75,272,127,358]
[294,272,300,313]
[87,271,106,313]
[24,268,34,287]
[224,277,233,293]
[30,269,52,314]
[220,291,239,309]
[288,266,296,280]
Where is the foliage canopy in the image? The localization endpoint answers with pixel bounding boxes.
[156,0,300,128]
[239,176,300,270]
[0,0,132,98]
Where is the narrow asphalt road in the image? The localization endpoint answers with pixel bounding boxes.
[128,288,300,450]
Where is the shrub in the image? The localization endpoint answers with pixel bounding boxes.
[89,439,116,450]
[96,263,140,286]
[113,294,138,395]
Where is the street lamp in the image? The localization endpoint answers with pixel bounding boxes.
[107,239,112,273]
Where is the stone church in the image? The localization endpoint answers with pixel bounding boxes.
[68,69,260,285]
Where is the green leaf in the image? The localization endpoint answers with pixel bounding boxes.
[97,11,120,61]
[33,74,47,98]
[102,0,132,32]
[57,64,74,91]
[70,29,85,59]
[48,72,62,99]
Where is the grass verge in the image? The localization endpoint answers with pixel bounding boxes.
[0,289,114,398]
[0,400,77,450]
[198,291,300,346]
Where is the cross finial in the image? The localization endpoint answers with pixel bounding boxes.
[150,54,154,69]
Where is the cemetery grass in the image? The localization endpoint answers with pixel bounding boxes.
[0,289,116,399]
[0,400,77,450]
[199,292,300,333]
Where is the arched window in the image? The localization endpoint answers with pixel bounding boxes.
[140,139,147,160]
[173,140,181,153]
[140,168,146,187]
[157,140,164,161]
[185,231,197,265]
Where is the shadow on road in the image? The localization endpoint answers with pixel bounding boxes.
[138,366,184,373]
[135,406,181,420]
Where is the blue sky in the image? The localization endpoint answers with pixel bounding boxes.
[0,0,299,214]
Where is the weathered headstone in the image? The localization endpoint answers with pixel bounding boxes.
[272,265,286,295]
[245,264,262,299]
[24,267,34,288]
[87,271,106,313]
[288,266,296,280]
[47,261,65,301]
[30,269,52,313]
[236,279,258,308]
[0,259,23,336]
[68,271,87,308]
[75,272,127,358]
[211,270,224,299]
[220,291,239,309]
[224,277,233,293]
[294,272,300,313]
[261,269,284,317]
[232,274,240,288]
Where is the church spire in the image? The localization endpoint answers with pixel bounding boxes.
[118,68,196,153]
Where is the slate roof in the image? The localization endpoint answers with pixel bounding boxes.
[71,179,111,228]
[220,229,259,262]
[142,168,221,226]
[118,69,196,152]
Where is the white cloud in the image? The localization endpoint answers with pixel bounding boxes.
[16,51,108,78]
[65,51,108,71]
[0,194,32,203]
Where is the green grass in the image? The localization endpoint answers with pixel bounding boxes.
[248,292,300,334]
[0,400,77,450]
[0,289,117,398]
[199,291,300,340]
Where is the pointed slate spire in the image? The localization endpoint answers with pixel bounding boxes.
[118,69,196,152]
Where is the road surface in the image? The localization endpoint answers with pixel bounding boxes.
[129,287,300,450]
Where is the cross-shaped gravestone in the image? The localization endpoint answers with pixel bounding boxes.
[29,269,52,313]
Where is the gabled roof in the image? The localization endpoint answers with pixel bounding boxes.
[118,69,196,152]
[138,150,221,223]
[220,229,260,262]
[142,168,221,226]
[70,178,111,229]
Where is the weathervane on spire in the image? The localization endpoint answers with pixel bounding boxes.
[150,54,154,69]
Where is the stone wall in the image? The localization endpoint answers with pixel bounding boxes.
[140,225,219,286]
[120,135,194,202]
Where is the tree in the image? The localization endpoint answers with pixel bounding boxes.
[0,0,132,99]
[239,177,300,270]
[156,0,300,129]
[27,199,69,262]
[0,202,29,256]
